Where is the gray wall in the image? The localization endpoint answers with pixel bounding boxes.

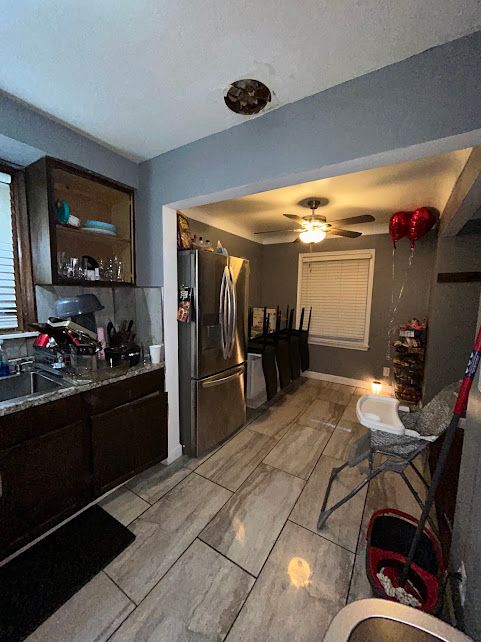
[0,91,138,187]
[261,233,435,384]
[136,31,481,286]
[424,234,481,400]
[185,217,263,306]
[450,296,481,640]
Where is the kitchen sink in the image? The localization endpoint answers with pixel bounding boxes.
[0,370,64,403]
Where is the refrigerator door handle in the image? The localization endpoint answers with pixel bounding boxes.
[228,267,237,357]
[201,366,244,388]
[219,268,227,358]
[220,266,231,359]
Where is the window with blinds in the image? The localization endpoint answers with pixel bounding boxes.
[0,171,18,330]
[296,249,375,350]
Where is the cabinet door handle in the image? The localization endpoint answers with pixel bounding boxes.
[0,472,3,499]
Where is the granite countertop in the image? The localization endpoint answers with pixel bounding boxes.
[0,362,165,417]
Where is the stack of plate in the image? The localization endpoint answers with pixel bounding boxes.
[82,220,117,236]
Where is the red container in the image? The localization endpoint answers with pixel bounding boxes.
[366,508,444,614]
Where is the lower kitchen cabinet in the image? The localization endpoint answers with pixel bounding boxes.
[0,420,90,555]
[0,367,167,559]
[92,390,168,494]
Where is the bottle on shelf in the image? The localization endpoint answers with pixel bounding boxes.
[204,239,214,252]
[198,236,204,249]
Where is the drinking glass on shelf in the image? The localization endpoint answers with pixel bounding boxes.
[67,257,78,279]
[57,251,68,277]
[98,258,105,280]
[113,255,123,282]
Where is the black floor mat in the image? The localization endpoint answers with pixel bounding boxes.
[0,505,135,642]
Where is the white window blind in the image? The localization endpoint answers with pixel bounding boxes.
[297,250,375,350]
[0,171,18,330]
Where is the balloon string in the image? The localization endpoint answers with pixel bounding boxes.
[386,246,415,362]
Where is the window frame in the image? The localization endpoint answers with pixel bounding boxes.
[0,160,36,334]
[296,248,375,351]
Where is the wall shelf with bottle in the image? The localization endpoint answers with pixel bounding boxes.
[25,157,135,286]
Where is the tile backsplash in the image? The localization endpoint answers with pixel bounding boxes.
[35,285,164,345]
[1,285,164,359]
[1,337,34,359]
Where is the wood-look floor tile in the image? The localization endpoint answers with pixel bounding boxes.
[290,454,367,553]
[317,383,355,406]
[106,474,231,603]
[278,379,329,407]
[336,398,359,428]
[110,539,253,641]
[263,424,330,480]
[296,398,344,431]
[226,521,353,642]
[247,401,305,440]
[323,420,368,461]
[126,460,191,504]
[99,487,150,526]
[28,572,134,642]
[347,552,373,603]
[357,455,429,553]
[196,428,276,491]
[182,445,222,471]
[200,463,304,576]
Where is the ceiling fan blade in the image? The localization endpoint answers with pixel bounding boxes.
[254,228,303,234]
[327,228,362,238]
[283,213,303,221]
[331,214,375,226]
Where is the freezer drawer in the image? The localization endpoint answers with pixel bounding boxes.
[192,364,246,456]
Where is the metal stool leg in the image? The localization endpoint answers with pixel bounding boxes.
[400,470,438,534]
[408,459,431,491]
[317,464,386,530]
[318,460,350,513]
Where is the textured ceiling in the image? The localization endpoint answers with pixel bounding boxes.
[184,149,472,243]
[0,1,480,160]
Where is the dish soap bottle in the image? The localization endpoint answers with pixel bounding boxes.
[0,340,10,377]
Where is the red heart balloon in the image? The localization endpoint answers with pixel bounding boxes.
[407,207,436,248]
[389,211,412,248]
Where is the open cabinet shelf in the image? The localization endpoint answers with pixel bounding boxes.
[26,157,135,286]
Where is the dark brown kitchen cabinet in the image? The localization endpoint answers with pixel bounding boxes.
[0,420,90,555]
[0,367,167,559]
[92,391,167,494]
[25,156,135,286]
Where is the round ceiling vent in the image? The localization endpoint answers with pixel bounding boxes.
[224,79,271,115]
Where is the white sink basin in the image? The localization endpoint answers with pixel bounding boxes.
[323,599,472,642]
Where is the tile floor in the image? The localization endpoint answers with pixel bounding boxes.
[29,378,428,641]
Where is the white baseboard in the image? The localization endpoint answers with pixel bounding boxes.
[303,370,393,395]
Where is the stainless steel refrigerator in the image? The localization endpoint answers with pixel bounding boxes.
[178,250,249,456]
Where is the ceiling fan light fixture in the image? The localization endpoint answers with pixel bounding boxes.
[299,229,326,243]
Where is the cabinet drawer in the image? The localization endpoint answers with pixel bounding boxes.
[83,368,164,415]
[0,394,85,450]
[0,420,91,556]
[91,391,167,494]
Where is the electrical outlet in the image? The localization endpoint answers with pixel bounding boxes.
[459,561,467,606]
[383,367,390,377]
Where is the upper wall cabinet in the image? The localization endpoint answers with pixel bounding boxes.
[25,157,135,286]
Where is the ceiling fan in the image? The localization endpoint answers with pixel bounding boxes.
[254,198,375,243]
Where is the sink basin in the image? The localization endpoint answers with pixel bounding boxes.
[0,371,63,403]
[323,599,472,642]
